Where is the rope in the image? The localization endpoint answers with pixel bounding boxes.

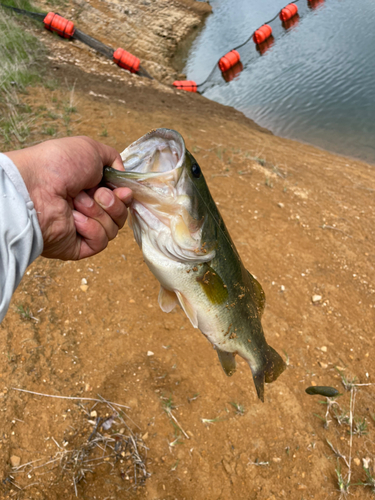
[0,3,152,79]
[196,0,301,89]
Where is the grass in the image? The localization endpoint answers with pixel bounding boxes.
[0,7,44,91]
[311,371,375,497]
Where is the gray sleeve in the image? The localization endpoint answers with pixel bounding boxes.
[0,153,43,322]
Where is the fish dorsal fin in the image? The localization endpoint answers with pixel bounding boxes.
[246,270,266,317]
[176,291,198,328]
[158,287,179,313]
[215,348,236,376]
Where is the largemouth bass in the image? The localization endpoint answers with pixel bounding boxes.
[104,128,286,401]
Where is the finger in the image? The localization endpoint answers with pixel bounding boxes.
[74,190,120,240]
[94,187,130,230]
[93,140,124,171]
[113,187,133,207]
[72,210,109,259]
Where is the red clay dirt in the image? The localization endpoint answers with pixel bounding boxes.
[0,1,375,499]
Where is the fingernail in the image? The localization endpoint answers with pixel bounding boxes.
[75,191,94,208]
[73,210,88,224]
[97,189,114,209]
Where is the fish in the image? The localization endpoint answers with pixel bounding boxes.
[104,128,286,401]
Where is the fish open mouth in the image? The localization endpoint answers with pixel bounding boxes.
[121,128,185,177]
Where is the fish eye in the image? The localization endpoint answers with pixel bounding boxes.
[191,163,201,178]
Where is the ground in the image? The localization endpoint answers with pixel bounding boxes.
[0,1,375,499]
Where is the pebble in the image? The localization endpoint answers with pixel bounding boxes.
[312,294,322,303]
[147,351,154,356]
[278,202,284,208]
[318,361,328,369]
[90,410,97,418]
[129,299,135,304]
[354,458,361,466]
[80,284,88,293]
[272,457,281,463]
[280,285,285,292]
[81,278,87,285]
[10,455,20,467]
[321,346,328,352]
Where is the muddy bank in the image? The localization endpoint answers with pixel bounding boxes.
[1,1,375,499]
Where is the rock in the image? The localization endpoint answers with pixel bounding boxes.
[147,351,154,356]
[354,458,361,466]
[272,457,281,463]
[312,294,322,303]
[278,202,284,208]
[81,278,87,285]
[318,361,328,369]
[280,285,285,292]
[10,455,21,467]
[90,410,97,418]
[80,284,88,292]
[321,346,328,352]
[129,299,135,304]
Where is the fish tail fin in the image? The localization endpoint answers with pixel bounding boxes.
[250,345,286,402]
[264,345,287,383]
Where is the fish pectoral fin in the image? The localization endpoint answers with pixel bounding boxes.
[197,265,228,305]
[158,286,179,313]
[175,291,198,328]
[215,348,236,377]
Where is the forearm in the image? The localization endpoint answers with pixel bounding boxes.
[0,153,43,322]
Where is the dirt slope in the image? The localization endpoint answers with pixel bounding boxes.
[0,1,375,499]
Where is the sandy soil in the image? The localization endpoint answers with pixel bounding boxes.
[1,1,375,499]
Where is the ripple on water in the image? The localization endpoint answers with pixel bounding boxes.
[185,0,375,164]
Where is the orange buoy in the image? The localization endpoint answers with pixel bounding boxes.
[253,24,272,45]
[43,12,75,39]
[218,50,241,73]
[113,48,140,73]
[308,0,325,9]
[172,81,198,92]
[222,60,243,83]
[279,3,298,21]
[282,14,300,30]
[255,36,275,56]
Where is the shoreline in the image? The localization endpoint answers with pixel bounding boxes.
[1,2,375,498]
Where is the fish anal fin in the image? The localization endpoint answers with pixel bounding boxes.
[246,270,266,317]
[158,286,179,313]
[197,265,228,305]
[216,348,236,377]
[176,291,198,328]
[264,345,287,383]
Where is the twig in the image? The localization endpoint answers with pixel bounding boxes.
[319,225,352,238]
[166,408,189,440]
[11,388,130,409]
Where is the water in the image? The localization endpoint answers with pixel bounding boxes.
[184,0,375,164]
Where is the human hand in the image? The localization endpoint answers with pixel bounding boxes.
[5,136,132,260]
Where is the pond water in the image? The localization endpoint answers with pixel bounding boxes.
[184,0,375,164]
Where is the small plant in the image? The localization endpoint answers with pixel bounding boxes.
[43,126,57,136]
[265,177,273,188]
[335,462,350,494]
[353,418,368,437]
[230,402,245,416]
[100,127,108,137]
[16,304,33,321]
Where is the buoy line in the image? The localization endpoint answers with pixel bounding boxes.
[174,0,326,94]
[0,3,153,79]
